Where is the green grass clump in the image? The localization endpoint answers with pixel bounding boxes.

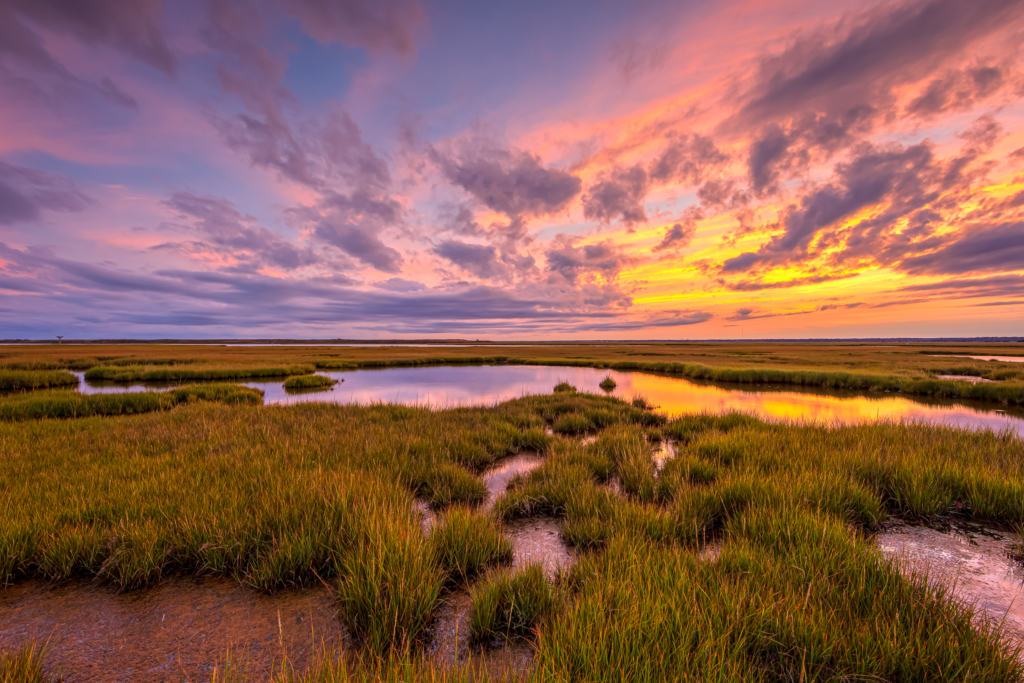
[0,369,78,392]
[552,412,592,435]
[598,376,617,391]
[0,384,263,421]
[83,364,315,383]
[552,382,576,393]
[283,374,339,390]
[315,360,359,370]
[404,463,488,509]
[469,563,556,644]
[429,507,512,583]
[337,500,445,654]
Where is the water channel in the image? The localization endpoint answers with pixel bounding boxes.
[71,364,1024,435]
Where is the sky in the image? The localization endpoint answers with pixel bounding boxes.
[1,0,1023,340]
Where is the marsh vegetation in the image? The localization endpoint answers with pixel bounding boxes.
[1,343,1024,681]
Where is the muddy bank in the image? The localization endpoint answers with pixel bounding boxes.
[876,522,1024,651]
[0,577,343,683]
[428,518,572,670]
[481,453,545,508]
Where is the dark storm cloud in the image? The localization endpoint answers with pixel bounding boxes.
[160,192,318,271]
[276,0,425,57]
[733,0,1020,128]
[899,222,1024,275]
[432,142,582,220]
[0,163,92,225]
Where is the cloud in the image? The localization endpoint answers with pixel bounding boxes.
[723,141,937,272]
[653,207,702,252]
[898,222,1024,275]
[432,141,582,220]
[314,221,403,273]
[6,0,176,76]
[653,222,696,252]
[905,65,1006,117]
[582,135,727,227]
[582,165,650,226]
[721,272,859,291]
[649,134,727,186]
[374,277,425,292]
[0,163,92,225]
[545,238,636,286]
[728,307,755,321]
[433,240,501,279]
[732,0,1020,129]
[276,0,425,57]
[896,274,1024,299]
[160,191,318,271]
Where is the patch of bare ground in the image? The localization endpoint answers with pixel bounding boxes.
[0,577,343,683]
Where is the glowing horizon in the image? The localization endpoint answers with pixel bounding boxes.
[1,0,1022,339]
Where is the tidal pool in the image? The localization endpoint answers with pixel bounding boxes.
[68,364,1024,435]
[240,365,1024,435]
[876,523,1024,652]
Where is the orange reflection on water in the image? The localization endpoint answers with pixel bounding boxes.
[614,371,1021,433]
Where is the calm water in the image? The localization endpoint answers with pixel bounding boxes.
[931,355,1024,363]
[71,365,1024,435]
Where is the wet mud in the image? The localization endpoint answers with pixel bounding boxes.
[481,453,545,508]
[937,375,997,384]
[877,522,1024,651]
[0,577,343,683]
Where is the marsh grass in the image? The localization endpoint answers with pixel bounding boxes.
[598,376,616,391]
[429,507,512,583]
[283,374,339,390]
[0,384,262,421]
[337,499,444,654]
[84,365,316,383]
[469,564,556,644]
[0,369,78,392]
[3,379,1024,678]
[0,643,53,683]
[538,507,1022,682]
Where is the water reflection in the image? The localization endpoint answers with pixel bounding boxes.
[70,371,177,395]
[68,365,1024,436]
[240,365,1024,436]
[931,355,1024,363]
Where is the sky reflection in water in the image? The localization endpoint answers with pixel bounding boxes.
[243,365,1024,436]
[70,366,1024,436]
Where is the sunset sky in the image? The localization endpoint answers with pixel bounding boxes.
[2,0,1023,339]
